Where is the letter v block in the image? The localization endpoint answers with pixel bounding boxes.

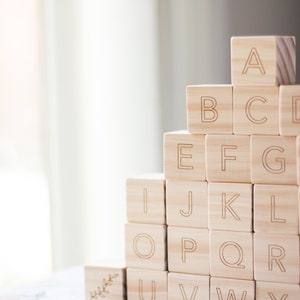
[231,36,296,86]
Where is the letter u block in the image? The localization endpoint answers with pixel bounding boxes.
[231,36,296,86]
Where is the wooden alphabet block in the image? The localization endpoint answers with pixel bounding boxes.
[210,230,253,280]
[280,85,300,135]
[251,135,297,184]
[164,130,205,181]
[256,281,300,299]
[186,85,233,134]
[233,86,279,135]
[126,173,165,225]
[254,184,299,234]
[168,272,210,300]
[125,223,167,271]
[210,277,255,300]
[231,36,296,86]
[208,182,252,232]
[168,226,209,275]
[127,268,167,300]
[85,263,126,300]
[166,180,208,228]
[254,232,300,284]
[206,134,251,183]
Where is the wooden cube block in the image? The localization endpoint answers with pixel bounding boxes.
[233,86,279,135]
[208,182,252,232]
[254,232,300,284]
[280,85,300,135]
[126,173,165,225]
[256,281,300,299]
[231,36,296,86]
[254,184,299,234]
[85,263,126,300]
[166,180,208,228]
[251,135,297,184]
[127,268,167,300]
[164,130,205,181]
[186,85,233,134]
[210,277,255,300]
[125,223,167,271]
[297,136,300,186]
[210,230,253,280]
[168,226,209,275]
[206,134,251,183]
[168,272,210,300]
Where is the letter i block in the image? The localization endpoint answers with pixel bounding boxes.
[127,268,168,300]
[231,36,296,86]
[164,131,205,181]
[126,173,165,225]
[254,233,300,284]
[168,272,210,300]
[186,85,233,134]
[251,135,297,184]
[85,264,126,300]
[125,223,167,271]
[210,277,255,300]
[256,281,300,299]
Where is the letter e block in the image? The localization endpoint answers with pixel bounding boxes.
[256,281,300,299]
[231,36,296,86]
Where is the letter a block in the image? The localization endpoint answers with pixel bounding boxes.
[231,36,296,86]
[256,281,300,299]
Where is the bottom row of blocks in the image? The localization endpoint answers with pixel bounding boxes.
[85,265,300,299]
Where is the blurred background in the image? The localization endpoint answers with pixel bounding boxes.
[0,0,300,288]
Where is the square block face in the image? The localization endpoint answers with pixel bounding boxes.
[254,233,300,284]
[256,281,300,299]
[164,131,205,181]
[251,135,297,184]
[231,36,296,86]
[127,268,167,300]
[186,85,233,134]
[168,226,209,275]
[168,272,209,300]
[210,277,255,300]
[233,86,279,134]
[85,265,126,300]
[210,230,253,280]
[280,85,300,135]
[166,180,208,228]
[125,223,167,271]
[254,184,299,234]
[126,173,165,225]
[208,182,252,232]
[206,134,251,183]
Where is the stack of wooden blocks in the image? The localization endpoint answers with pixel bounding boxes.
[85,36,300,299]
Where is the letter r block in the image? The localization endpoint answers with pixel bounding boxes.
[231,36,296,86]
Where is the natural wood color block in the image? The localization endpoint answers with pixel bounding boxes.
[126,173,165,225]
[254,184,299,234]
[251,135,297,184]
[125,223,167,271]
[233,86,279,135]
[186,85,233,134]
[254,232,300,284]
[166,180,208,228]
[210,230,253,280]
[231,36,296,86]
[208,182,252,232]
[256,281,300,299]
[168,272,209,300]
[85,263,126,300]
[168,226,209,275]
[206,134,251,183]
[164,130,205,181]
[297,136,300,186]
[127,268,167,300]
[280,85,300,136]
[210,277,255,300]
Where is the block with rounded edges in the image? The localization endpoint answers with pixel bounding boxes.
[256,281,300,299]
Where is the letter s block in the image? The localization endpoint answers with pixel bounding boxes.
[231,36,296,86]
